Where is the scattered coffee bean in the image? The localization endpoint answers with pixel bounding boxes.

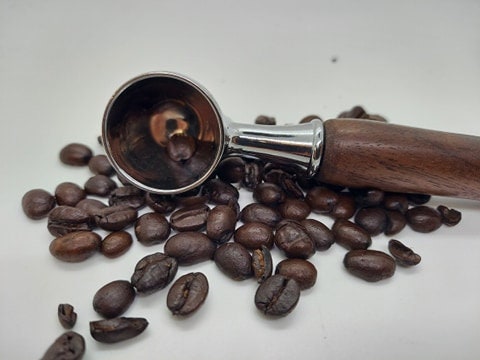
[59,143,93,166]
[134,212,170,246]
[131,252,178,294]
[101,231,133,258]
[206,205,237,244]
[41,331,85,360]
[351,188,384,207]
[58,303,77,329]
[170,204,210,232]
[214,242,253,280]
[93,280,136,318]
[330,192,356,219]
[253,182,286,206]
[275,258,317,290]
[301,218,335,251]
[343,249,396,282]
[203,178,239,205]
[84,174,117,196]
[337,105,368,119]
[90,317,148,343]
[240,203,282,227]
[406,205,442,233]
[242,160,264,190]
[384,210,407,235]
[354,207,387,236]
[93,205,138,231]
[254,274,300,316]
[88,154,115,176]
[22,188,56,219]
[388,239,421,266]
[54,182,86,206]
[215,157,246,183]
[167,272,209,316]
[332,219,372,250]
[299,114,322,124]
[252,245,273,283]
[382,193,409,213]
[164,232,216,265]
[109,186,146,209]
[274,220,316,259]
[254,115,276,125]
[305,186,339,214]
[75,198,107,216]
[47,206,93,237]
[49,231,101,262]
[174,186,209,207]
[145,193,176,214]
[278,198,311,221]
[437,205,462,226]
[234,222,274,250]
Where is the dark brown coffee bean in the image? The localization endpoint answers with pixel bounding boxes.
[84,174,117,197]
[89,317,148,343]
[337,105,368,119]
[254,114,276,125]
[275,258,317,290]
[242,160,264,190]
[252,245,273,283]
[214,242,253,280]
[234,222,274,250]
[93,205,138,231]
[164,232,216,265]
[406,193,431,205]
[351,188,385,207]
[59,143,93,166]
[384,210,407,235]
[134,212,170,246]
[75,198,107,216]
[215,157,246,183]
[93,280,136,318]
[301,218,335,251]
[254,274,300,316]
[388,239,421,266]
[354,207,387,236]
[305,186,339,214]
[166,134,197,161]
[49,231,101,262]
[170,204,210,232]
[54,182,86,206]
[167,272,209,316]
[278,198,311,221]
[146,193,176,214]
[203,178,239,205]
[22,188,56,219]
[274,220,315,259]
[131,252,178,294]
[41,331,85,360]
[332,219,372,250]
[109,186,146,209]
[58,304,77,329]
[406,205,442,233]
[88,154,115,176]
[174,186,209,207]
[101,231,133,258]
[206,205,237,244]
[330,192,356,219]
[382,193,409,213]
[344,249,396,282]
[437,205,462,226]
[48,206,93,237]
[240,203,282,227]
[299,114,322,123]
[253,182,286,206]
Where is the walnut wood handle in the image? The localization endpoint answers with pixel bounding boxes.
[316,119,480,200]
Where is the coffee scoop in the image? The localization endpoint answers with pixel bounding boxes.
[102,71,480,199]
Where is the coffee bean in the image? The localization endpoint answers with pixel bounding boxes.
[84,174,117,196]
[332,219,372,250]
[41,331,85,360]
[299,114,322,123]
[47,206,93,237]
[254,115,276,125]
[384,210,407,235]
[254,274,300,316]
[93,205,138,231]
[252,245,273,283]
[242,160,264,190]
[75,198,107,216]
[305,186,339,214]
[134,212,170,246]
[164,232,216,265]
[170,204,210,232]
[382,193,409,213]
[330,192,356,219]
[343,249,396,282]
[301,218,335,251]
[167,272,209,316]
[406,205,442,233]
[240,203,282,227]
[131,252,178,294]
[49,231,101,262]
[203,178,239,205]
[214,242,253,280]
[93,280,136,318]
[354,207,387,236]
[109,186,146,209]
[278,198,311,221]
[215,157,246,183]
[275,258,317,290]
[166,134,197,161]
[206,205,237,244]
[59,143,93,166]
[253,182,286,206]
[145,193,176,214]
[437,205,462,226]
[22,188,56,219]
[58,303,77,329]
[274,220,315,259]
[88,154,115,176]
[101,231,132,258]
[351,188,385,207]
[54,182,86,206]
[234,222,274,250]
[89,317,148,343]
[174,186,209,207]
[406,193,431,205]
[388,239,421,266]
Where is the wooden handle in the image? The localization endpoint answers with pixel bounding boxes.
[316,119,480,200]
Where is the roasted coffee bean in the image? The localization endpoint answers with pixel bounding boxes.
[59,143,93,166]
[343,249,396,282]
[215,157,246,183]
[299,114,322,124]
[174,186,209,207]
[109,186,146,209]
[131,252,178,294]
[170,204,209,232]
[242,160,264,190]
[274,220,315,259]
[384,210,407,235]
[214,242,253,280]
[93,280,136,318]
[254,114,276,125]
[252,245,273,283]
[406,205,442,233]
[278,198,311,221]
[84,174,117,196]
[58,303,77,329]
[48,206,93,237]
[254,274,300,316]
[337,105,368,119]
[145,193,176,214]
[275,258,317,290]
[234,222,274,250]
[437,205,462,226]
[166,134,197,162]
[22,188,56,219]
[93,205,138,231]
[164,232,216,265]
[332,219,372,250]
[101,231,133,258]
[49,231,101,262]
[41,331,85,360]
[253,182,286,206]
[75,198,107,216]
[382,193,409,213]
[406,193,431,205]
[203,178,239,205]
[240,203,282,227]
[305,186,339,214]
[206,205,237,244]
[330,192,356,219]
[301,218,335,251]
[351,188,385,207]
[354,207,387,236]
[167,272,209,316]
[135,212,170,246]
[388,239,421,266]
[88,154,115,176]
[54,182,86,206]
[90,317,148,343]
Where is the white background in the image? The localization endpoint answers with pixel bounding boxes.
[1,0,480,359]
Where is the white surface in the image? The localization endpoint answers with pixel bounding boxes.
[1,0,480,359]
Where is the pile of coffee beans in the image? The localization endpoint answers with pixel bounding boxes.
[27,106,462,359]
